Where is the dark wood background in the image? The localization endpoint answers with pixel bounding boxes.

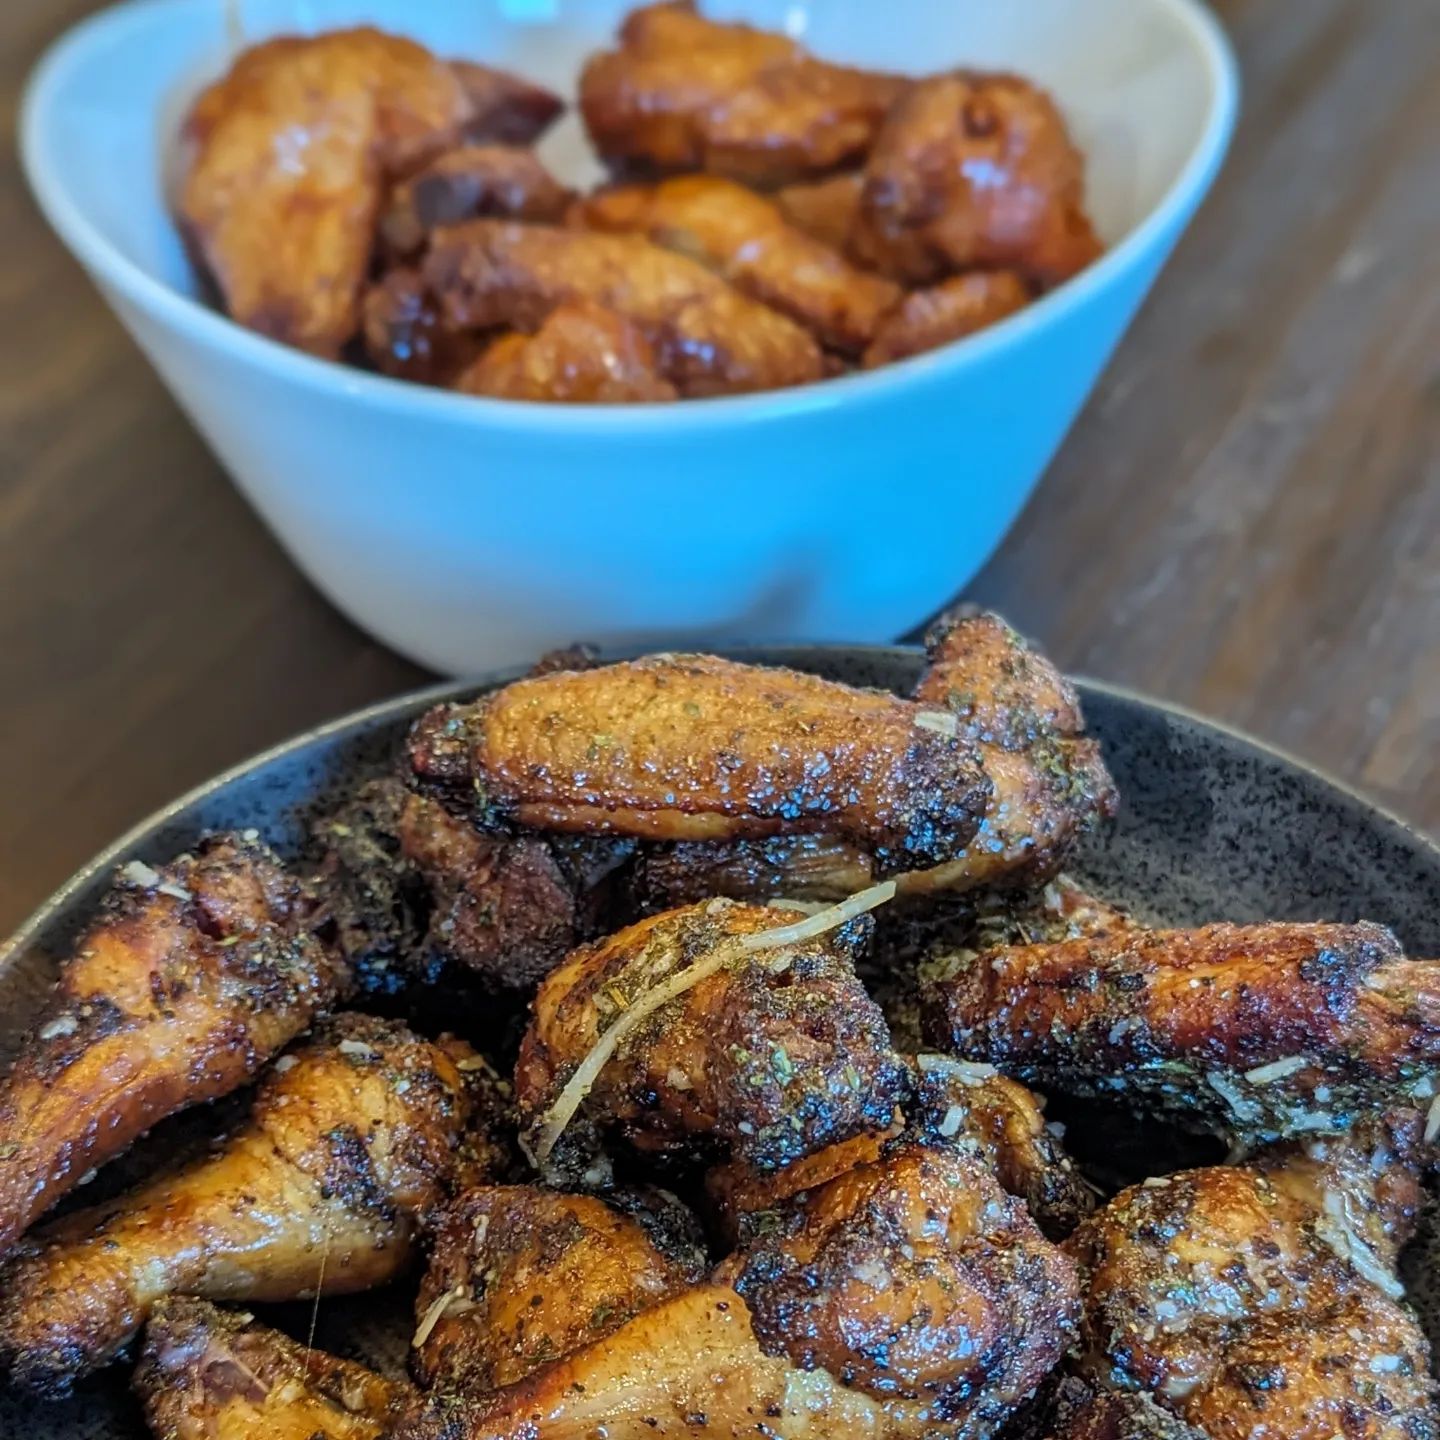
[1,0,1436,935]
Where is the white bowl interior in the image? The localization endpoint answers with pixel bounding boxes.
[32,0,1224,308]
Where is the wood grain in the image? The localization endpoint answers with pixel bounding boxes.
[0,0,1435,934]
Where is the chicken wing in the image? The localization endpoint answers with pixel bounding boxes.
[178,29,562,357]
[408,652,991,863]
[361,267,488,386]
[636,833,877,909]
[380,145,573,257]
[413,1184,706,1391]
[775,172,864,252]
[0,833,346,1257]
[1068,1123,1438,1440]
[134,1297,412,1440]
[863,271,1032,367]
[573,176,902,355]
[0,1014,480,1395]
[849,72,1101,288]
[1014,1376,1207,1440]
[421,220,826,397]
[901,609,1118,896]
[922,919,1440,1145]
[707,1053,1092,1245]
[514,898,906,1179]
[578,1,909,188]
[456,302,680,404]
[395,1142,1077,1440]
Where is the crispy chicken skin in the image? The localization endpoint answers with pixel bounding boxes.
[863,271,1032,367]
[380,145,573,257]
[1068,1128,1438,1440]
[1015,1376,1207,1440]
[422,220,826,397]
[573,176,902,355]
[0,1015,479,1395]
[412,1184,706,1391]
[922,919,1440,1143]
[456,302,680,404]
[637,834,878,908]
[134,1297,413,1440]
[514,899,906,1178]
[396,1144,1077,1440]
[707,1054,1091,1245]
[0,834,345,1257]
[178,29,562,358]
[849,72,1102,288]
[408,653,990,862]
[902,609,1117,896]
[578,1,910,189]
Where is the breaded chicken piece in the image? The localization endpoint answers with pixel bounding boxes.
[514,898,906,1180]
[457,302,680,403]
[413,1184,706,1391]
[579,1,910,188]
[1068,1124,1438,1440]
[395,1143,1078,1440]
[707,1053,1091,1245]
[775,172,865,251]
[901,609,1118,896]
[178,29,562,357]
[380,144,573,257]
[849,72,1101,288]
[0,1015,479,1395]
[922,919,1440,1144]
[573,176,902,355]
[0,834,346,1257]
[134,1297,413,1440]
[408,653,991,862]
[422,220,826,397]
[863,271,1032,366]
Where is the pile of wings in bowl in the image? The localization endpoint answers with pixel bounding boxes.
[4,610,1440,1440]
[176,2,1103,402]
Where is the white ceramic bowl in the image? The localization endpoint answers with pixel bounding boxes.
[21,0,1237,676]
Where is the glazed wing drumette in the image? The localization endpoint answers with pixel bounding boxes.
[579,1,909,188]
[902,609,1118,896]
[863,271,1032,366]
[421,220,826,397]
[573,176,901,356]
[179,29,562,357]
[923,918,1440,1145]
[134,1297,413,1440]
[849,72,1102,288]
[409,651,991,866]
[1068,1122,1438,1440]
[0,1014,480,1395]
[396,1142,1078,1440]
[514,896,907,1181]
[0,833,347,1256]
[412,1183,706,1391]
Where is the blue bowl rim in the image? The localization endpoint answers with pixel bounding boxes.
[19,0,1240,432]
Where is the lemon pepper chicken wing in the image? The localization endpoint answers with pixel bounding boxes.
[573,175,902,356]
[456,301,680,404]
[0,1015,480,1395]
[514,898,906,1179]
[408,652,991,863]
[134,1297,413,1440]
[396,1143,1078,1440]
[0,834,347,1257]
[1068,1125,1439,1440]
[922,919,1440,1145]
[412,1184,706,1391]
[178,29,563,357]
[422,220,825,397]
[579,1,910,189]
[850,72,1101,288]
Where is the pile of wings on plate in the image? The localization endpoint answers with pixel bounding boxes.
[175,1,1104,402]
[2,607,1439,1440]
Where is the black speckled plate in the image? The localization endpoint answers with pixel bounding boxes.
[3,647,1439,1438]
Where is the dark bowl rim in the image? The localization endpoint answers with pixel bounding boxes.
[5,642,1436,967]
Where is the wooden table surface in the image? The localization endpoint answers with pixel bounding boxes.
[1,0,1436,935]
